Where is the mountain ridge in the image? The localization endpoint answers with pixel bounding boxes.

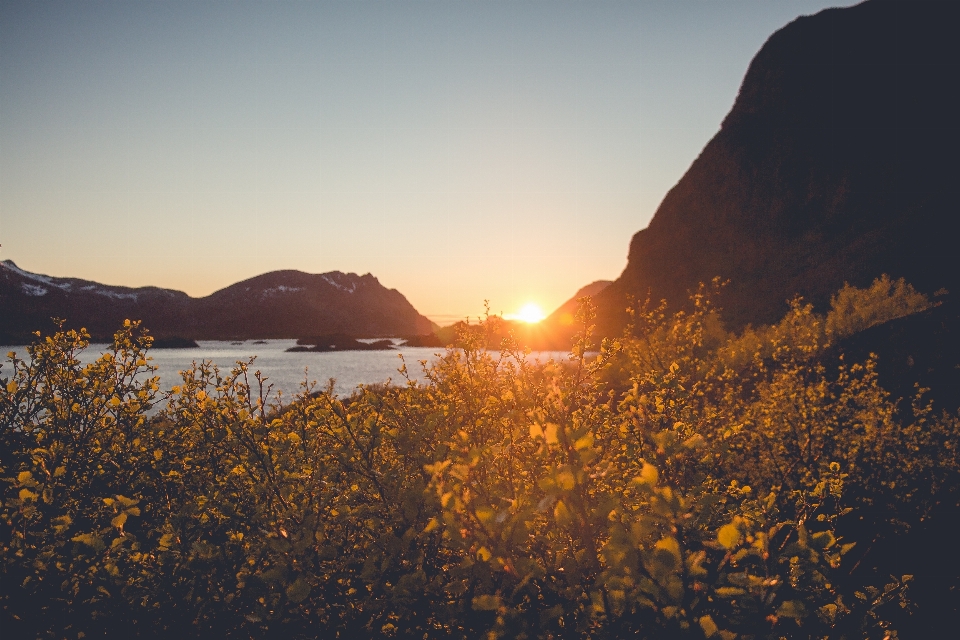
[0,260,433,342]
[568,0,958,340]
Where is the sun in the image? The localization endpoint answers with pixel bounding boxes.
[509,302,546,324]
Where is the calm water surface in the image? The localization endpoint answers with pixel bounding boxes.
[3,339,570,405]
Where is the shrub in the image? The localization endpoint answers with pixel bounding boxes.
[1,280,955,638]
[825,275,930,339]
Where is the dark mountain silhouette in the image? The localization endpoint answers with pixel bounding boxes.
[544,280,613,339]
[566,0,958,341]
[0,261,433,343]
[0,260,193,343]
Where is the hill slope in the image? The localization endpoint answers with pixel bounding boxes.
[582,0,959,338]
[0,261,433,342]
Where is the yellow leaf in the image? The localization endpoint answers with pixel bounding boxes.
[699,615,718,637]
[574,433,594,450]
[6,380,17,393]
[777,599,806,619]
[717,523,741,550]
[475,506,495,523]
[651,536,682,574]
[544,423,559,445]
[111,513,128,529]
[655,536,681,558]
[636,462,658,486]
[72,533,103,550]
[477,546,492,562]
[556,469,576,491]
[159,533,176,549]
[472,594,501,611]
[116,495,138,507]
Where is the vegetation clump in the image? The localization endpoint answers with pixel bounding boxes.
[1,278,957,638]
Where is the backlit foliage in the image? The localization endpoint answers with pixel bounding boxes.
[1,279,956,638]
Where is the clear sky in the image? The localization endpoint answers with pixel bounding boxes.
[1,0,854,324]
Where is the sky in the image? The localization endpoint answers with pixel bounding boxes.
[1,0,855,325]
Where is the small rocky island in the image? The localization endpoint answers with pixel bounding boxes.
[286,334,395,353]
[397,333,444,347]
[150,336,200,349]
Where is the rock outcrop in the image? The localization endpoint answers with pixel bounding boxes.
[581,0,958,338]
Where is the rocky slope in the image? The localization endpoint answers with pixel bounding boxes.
[541,280,613,345]
[0,261,433,342]
[580,0,958,338]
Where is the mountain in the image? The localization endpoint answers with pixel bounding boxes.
[185,270,433,339]
[544,280,613,338]
[0,261,433,343]
[0,260,193,343]
[576,0,959,339]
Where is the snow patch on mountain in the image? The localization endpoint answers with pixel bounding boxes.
[3,260,139,300]
[322,274,357,293]
[4,260,62,289]
[21,283,49,296]
[260,285,304,297]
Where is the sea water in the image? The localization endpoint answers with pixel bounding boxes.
[2,339,571,406]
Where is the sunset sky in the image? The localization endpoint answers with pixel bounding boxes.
[1,0,853,324]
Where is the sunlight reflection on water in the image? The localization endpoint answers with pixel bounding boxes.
[3,339,572,406]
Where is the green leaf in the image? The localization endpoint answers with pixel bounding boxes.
[285,578,311,603]
[777,599,807,620]
[811,531,835,550]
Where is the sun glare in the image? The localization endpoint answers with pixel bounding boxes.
[509,302,546,324]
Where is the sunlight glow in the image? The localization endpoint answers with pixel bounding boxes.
[507,302,546,324]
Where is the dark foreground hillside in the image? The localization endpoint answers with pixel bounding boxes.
[569,0,959,341]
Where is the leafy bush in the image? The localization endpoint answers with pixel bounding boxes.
[1,280,956,638]
[825,275,930,339]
